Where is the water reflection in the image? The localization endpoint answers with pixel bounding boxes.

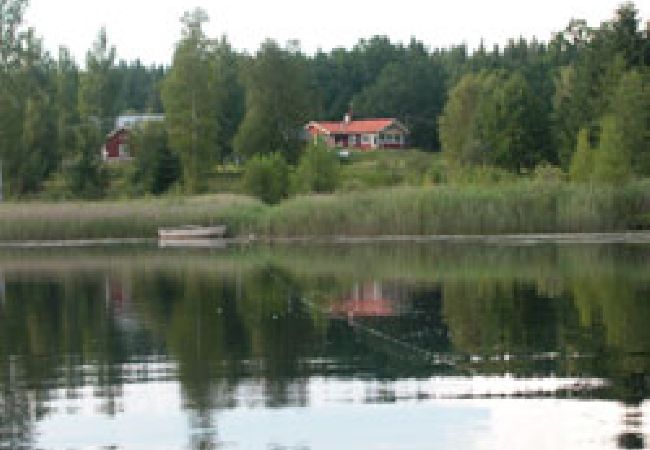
[0,243,648,449]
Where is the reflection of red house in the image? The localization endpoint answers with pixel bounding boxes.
[104,276,131,313]
[305,115,408,150]
[330,281,396,318]
[101,128,132,162]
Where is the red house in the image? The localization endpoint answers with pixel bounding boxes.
[100,114,165,162]
[305,115,408,150]
[101,128,132,162]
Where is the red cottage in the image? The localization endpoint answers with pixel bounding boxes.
[101,128,132,162]
[305,115,408,150]
[100,114,165,162]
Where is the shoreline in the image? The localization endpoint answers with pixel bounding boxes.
[2,230,650,249]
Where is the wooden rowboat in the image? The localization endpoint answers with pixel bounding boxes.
[158,225,226,240]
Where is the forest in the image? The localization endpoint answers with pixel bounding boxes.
[0,0,649,199]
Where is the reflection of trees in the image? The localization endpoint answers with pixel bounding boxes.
[1,244,649,449]
[0,357,33,450]
[0,274,136,448]
[132,264,322,448]
[442,280,580,374]
[570,268,650,449]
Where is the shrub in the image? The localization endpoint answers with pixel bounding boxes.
[242,152,289,204]
[292,141,340,193]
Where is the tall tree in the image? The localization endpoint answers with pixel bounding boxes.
[608,70,650,175]
[0,4,58,195]
[129,121,180,195]
[233,39,311,163]
[54,46,79,160]
[438,71,497,166]
[161,8,219,193]
[354,40,448,150]
[593,115,632,184]
[478,71,551,170]
[210,36,245,161]
[68,28,116,198]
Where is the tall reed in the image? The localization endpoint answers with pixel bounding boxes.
[264,181,650,236]
[1,181,648,241]
[0,194,264,240]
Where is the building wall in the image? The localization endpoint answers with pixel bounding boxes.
[102,129,130,161]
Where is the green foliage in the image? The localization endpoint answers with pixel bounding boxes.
[337,150,438,190]
[242,152,289,204]
[293,141,340,193]
[78,28,116,126]
[2,1,650,201]
[482,71,551,170]
[66,124,107,199]
[593,115,632,184]
[234,40,311,163]
[440,70,552,171]
[129,122,180,195]
[438,72,490,165]
[353,43,448,150]
[608,70,650,175]
[161,10,219,194]
[570,128,594,181]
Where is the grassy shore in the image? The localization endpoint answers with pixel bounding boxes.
[1,181,649,241]
[0,194,264,241]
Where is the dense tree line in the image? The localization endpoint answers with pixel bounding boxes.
[1,1,649,197]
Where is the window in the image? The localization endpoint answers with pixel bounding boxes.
[361,134,370,144]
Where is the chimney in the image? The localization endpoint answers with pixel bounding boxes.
[343,102,353,124]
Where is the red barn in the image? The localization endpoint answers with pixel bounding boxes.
[306,115,408,150]
[101,128,132,162]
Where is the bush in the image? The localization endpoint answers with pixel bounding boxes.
[292,141,340,193]
[242,152,289,204]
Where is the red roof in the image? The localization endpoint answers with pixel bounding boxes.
[308,118,403,135]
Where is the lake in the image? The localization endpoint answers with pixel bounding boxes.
[0,242,648,449]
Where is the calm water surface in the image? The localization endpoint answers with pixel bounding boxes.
[0,242,648,449]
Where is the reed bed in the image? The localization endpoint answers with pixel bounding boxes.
[0,194,264,241]
[264,181,650,237]
[1,181,648,241]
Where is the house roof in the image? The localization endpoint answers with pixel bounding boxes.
[308,118,406,135]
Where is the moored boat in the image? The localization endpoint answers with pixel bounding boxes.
[158,225,226,240]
